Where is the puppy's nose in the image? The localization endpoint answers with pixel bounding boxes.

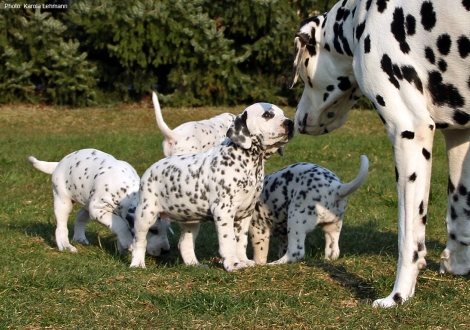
[283,119,295,139]
[161,248,170,255]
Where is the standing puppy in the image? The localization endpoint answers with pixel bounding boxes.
[153,92,235,157]
[29,149,171,255]
[131,103,294,271]
[153,92,236,265]
[250,155,369,264]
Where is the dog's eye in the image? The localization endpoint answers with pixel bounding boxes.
[262,112,274,119]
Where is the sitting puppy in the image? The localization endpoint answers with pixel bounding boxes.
[131,103,294,271]
[153,92,235,157]
[250,155,369,264]
[29,149,171,255]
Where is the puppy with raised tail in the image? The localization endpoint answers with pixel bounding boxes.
[250,155,369,264]
[153,92,235,157]
[131,103,294,271]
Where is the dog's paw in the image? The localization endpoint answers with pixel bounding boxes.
[58,243,78,253]
[117,240,133,254]
[372,297,398,308]
[268,256,289,265]
[223,260,251,272]
[129,260,146,268]
[242,259,256,267]
[72,237,90,245]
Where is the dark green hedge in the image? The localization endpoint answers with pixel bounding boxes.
[0,0,336,107]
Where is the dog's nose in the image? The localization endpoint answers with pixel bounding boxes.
[283,119,295,139]
[161,248,170,255]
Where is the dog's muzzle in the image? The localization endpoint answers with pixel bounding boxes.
[284,119,295,140]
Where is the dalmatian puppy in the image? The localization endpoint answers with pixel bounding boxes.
[290,0,470,307]
[130,103,294,271]
[250,155,368,265]
[153,92,235,157]
[153,92,237,265]
[29,149,171,255]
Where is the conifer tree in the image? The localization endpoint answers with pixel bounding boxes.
[0,5,97,106]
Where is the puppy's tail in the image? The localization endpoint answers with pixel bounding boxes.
[28,156,59,175]
[153,92,178,140]
[337,155,369,198]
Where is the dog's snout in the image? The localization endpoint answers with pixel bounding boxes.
[297,114,308,134]
[283,119,295,139]
[161,248,170,255]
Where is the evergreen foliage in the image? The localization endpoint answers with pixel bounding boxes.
[0,4,97,106]
[0,0,337,107]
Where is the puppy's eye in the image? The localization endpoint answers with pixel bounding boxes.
[262,112,274,119]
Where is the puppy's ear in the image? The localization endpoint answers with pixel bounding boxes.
[226,111,252,149]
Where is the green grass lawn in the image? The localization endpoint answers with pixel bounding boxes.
[1,102,469,329]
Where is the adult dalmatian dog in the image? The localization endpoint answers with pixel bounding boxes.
[29,149,171,255]
[130,103,294,271]
[290,0,470,307]
[153,92,235,157]
[250,155,369,265]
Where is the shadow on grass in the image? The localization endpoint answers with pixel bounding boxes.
[11,217,447,275]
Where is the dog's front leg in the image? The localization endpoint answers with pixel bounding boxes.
[213,210,245,272]
[88,206,134,253]
[235,216,255,267]
[178,223,201,265]
[373,115,434,308]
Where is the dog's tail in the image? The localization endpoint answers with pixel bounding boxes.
[337,155,369,198]
[153,91,178,140]
[28,156,59,175]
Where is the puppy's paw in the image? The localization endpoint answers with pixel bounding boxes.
[58,243,78,253]
[223,259,250,272]
[242,259,256,267]
[72,237,90,245]
[129,260,146,268]
[117,240,133,254]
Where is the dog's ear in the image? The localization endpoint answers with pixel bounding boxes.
[226,111,252,149]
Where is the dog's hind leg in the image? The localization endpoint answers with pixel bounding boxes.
[249,221,271,265]
[53,192,77,252]
[440,128,470,275]
[178,223,201,265]
[72,208,90,245]
[322,220,342,260]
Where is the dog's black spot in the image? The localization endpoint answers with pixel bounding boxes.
[422,148,431,160]
[401,131,415,139]
[458,35,470,58]
[376,95,386,107]
[420,1,436,31]
[437,34,452,56]
[393,293,403,304]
